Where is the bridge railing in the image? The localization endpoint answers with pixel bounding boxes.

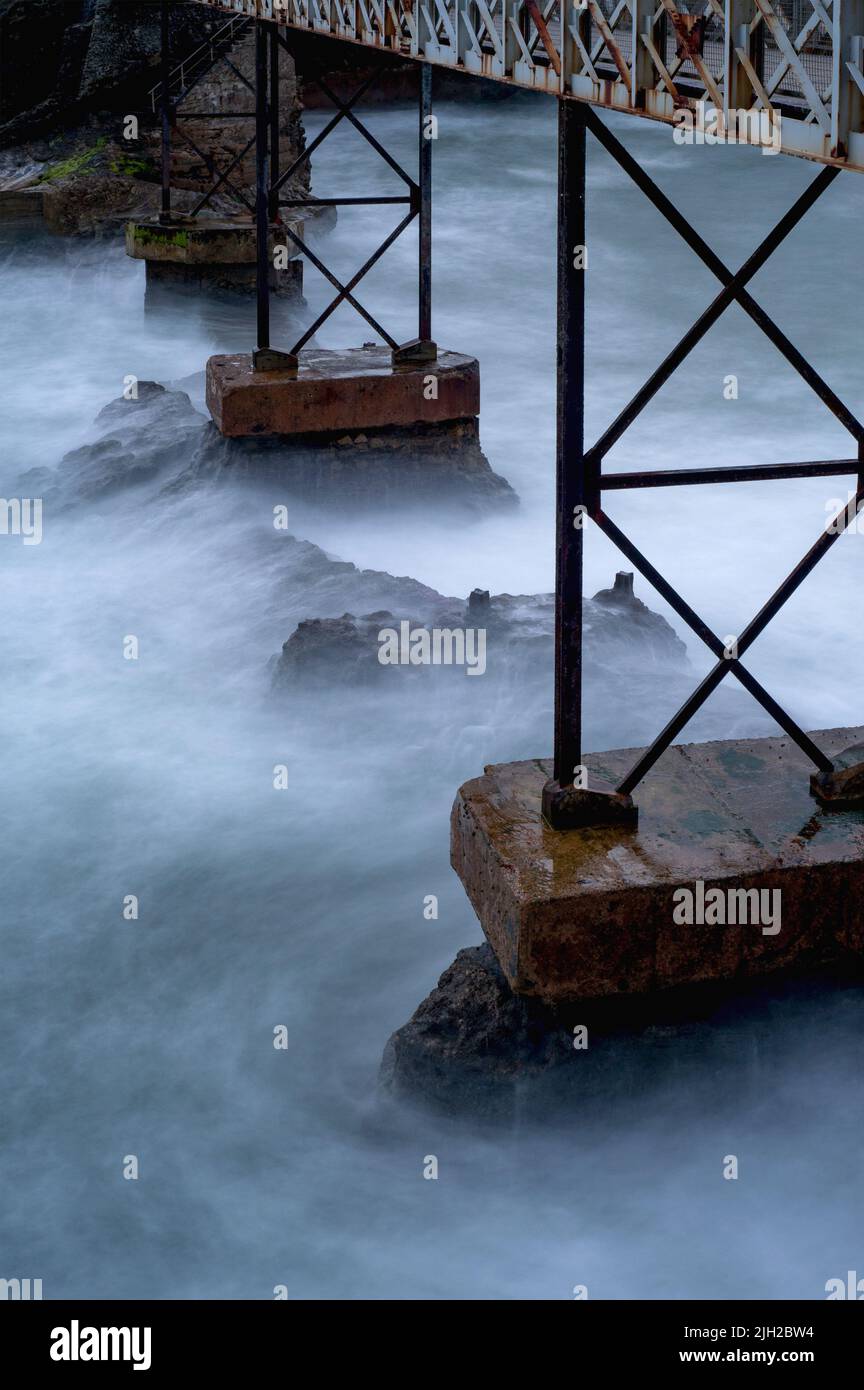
[190,0,864,170]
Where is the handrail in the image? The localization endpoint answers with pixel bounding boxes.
[147,14,252,113]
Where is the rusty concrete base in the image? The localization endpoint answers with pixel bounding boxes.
[126,216,302,297]
[451,727,864,1004]
[206,347,480,439]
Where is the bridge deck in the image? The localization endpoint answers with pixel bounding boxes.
[187,0,864,172]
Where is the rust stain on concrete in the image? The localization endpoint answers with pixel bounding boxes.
[451,727,864,1002]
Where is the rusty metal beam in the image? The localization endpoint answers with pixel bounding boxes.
[180,0,864,172]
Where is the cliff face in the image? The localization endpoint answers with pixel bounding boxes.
[0,2,307,233]
[0,1,221,144]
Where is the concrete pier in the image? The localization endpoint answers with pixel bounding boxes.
[206,346,480,438]
[125,216,302,296]
[452,727,864,1003]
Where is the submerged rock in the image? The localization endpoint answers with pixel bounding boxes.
[272,571,688,691]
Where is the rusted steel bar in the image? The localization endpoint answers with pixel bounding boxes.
[615,488,863,794]
[159,0,172,223]
[419,62,432,345]
[279,196,412,207]
[525,0,561,78]
[601,460,861,488]
[552,98,587,790]
[269,15,280,221]
[255,18,271,355]
[594,509,834,776]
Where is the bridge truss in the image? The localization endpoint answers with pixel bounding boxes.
[161,1,864,824]
[191,0,864,170]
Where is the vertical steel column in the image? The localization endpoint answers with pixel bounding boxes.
[253,21,296,373]
[418,63,433,347]
[269,20,281,223]
[393,63,436,365]
[553,98,587,791]
[254,19,272,366]
[159,0,172,224]
[543,101,637,830]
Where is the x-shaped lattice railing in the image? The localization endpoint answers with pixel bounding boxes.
[581,106,863,796]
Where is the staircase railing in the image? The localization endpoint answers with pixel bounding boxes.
[147,13,252,114]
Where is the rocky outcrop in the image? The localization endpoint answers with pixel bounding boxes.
[380,941,864,1116]
[272,573,688,691]
[14,380,516,516]
[0,1,215,145]
[15,381,207,505]
[180,416,514,512]
[0,2,308,234]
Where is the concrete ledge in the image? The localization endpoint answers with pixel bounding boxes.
[206,347,480,438]
[451,727,864,1003]
[125,216,300,265]
[0,187,44,223]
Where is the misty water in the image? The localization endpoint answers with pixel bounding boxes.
[2,98,863,1299]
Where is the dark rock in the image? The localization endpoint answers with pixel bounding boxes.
[0,4,308,235]
[174,416,517,514]
[380,942,864,1116]
[23,380,515,517]
[271,579,688,691]
[24,381,207,507]
[380,945,572,1104]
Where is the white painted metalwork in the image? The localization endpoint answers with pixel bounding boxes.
[188,0,864,169]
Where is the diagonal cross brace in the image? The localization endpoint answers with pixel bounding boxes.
[272,33,418,200]
[270,67,380,196]
[557,106,864,803]
[284,210,416,353]
[594,508,836,778]
[584,109,864,458]
[174,125,256,214]
[597,483,864,794]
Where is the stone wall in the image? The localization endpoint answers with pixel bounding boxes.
[0,1,307,232]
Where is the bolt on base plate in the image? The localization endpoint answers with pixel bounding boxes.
[252,348,299,374]
[392,338,437,367]
[541,776,638,830]
[810,761,864,811]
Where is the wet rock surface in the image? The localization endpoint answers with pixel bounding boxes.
[21,382,516,515]
[380,942,864,1117]
[0,3,307,235]
[182,416,514,512]
[272,576,688,693]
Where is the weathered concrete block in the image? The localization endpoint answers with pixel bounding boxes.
[206,347,480,439]
[451,728,864,1003]
[0,187,44,223]
[126,217,299,266]
[126,216,303,296]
